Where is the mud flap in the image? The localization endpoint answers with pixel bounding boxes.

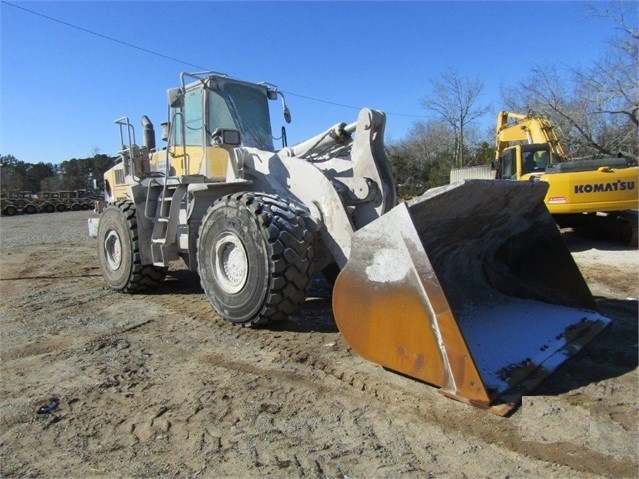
[333,180,610,415]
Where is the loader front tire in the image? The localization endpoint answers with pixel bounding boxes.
[97,200,167,293]
[197,192,315,326]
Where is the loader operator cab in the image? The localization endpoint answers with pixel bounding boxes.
[168,75,286,154]
[159,74,293,180]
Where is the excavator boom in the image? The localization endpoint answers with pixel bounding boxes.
[496,111,567,162]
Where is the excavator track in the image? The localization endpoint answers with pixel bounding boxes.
[556,210,639,246]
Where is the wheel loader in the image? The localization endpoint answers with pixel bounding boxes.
[90,72,610,414]
[38,191,67,212]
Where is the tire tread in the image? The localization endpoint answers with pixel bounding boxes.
[199,192,316,326]
[107,200,167,293]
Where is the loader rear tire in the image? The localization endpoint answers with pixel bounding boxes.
[43,203,55,213]
[56,203,66,212]
[619,215,638,247]
[197,192,315,326]
[97,200,167,293]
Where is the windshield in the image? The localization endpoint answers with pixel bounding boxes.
[521,144,553,174]
[207,81,274,151]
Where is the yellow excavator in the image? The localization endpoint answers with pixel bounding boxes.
[89,72,610,415]
[455,111,637,245]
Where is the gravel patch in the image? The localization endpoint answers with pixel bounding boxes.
[0,211,98,248]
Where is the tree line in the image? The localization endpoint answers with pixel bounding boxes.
[0,154,116,194]
[388,3,638,193]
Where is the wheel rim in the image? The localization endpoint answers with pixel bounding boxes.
[104,229,123,271]
[214,233,249,294]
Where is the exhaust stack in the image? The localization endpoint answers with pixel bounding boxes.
[141,115,156,151]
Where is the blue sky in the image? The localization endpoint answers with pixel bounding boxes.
[1,1,634,165]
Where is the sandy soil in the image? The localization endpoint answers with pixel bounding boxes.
[0,212,637,478]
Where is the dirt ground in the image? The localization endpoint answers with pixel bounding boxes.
[0,211,637,479]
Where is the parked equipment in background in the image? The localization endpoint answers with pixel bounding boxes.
[0,190,39,215]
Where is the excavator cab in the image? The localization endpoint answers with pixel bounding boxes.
[500,144,557,179]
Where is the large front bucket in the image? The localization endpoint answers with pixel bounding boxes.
[333,180,610,415]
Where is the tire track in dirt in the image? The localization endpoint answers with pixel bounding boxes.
[149,267,638,478]
[2,241,636,478]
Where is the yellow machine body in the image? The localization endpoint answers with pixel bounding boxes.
[451,111,638,244]
[502,144,638,215]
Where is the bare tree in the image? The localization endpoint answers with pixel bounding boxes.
[388,120,451,191]
[422,69,490,167]
[502,2,638,160]
[388,118,494,189]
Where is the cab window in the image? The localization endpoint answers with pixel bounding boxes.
[501,149,517,180]
[172,88,203,146]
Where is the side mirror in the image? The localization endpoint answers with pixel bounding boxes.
[167,88,184,108]
[265,87,292,123]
